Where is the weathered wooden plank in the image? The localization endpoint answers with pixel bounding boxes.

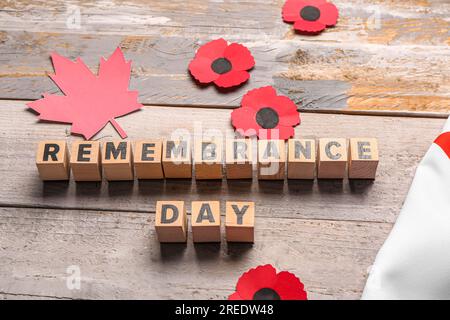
[0,0,449,114]
[0,0,448,45]
[0,293,68,300]
[0,206,392,299]
[0,31,448,114]
[0,100,445,223]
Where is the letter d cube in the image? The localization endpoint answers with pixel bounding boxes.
[155,201,187,243]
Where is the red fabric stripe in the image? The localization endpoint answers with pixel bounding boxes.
[434,132,450,159]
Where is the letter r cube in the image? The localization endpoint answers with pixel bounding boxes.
[36,141,70,181]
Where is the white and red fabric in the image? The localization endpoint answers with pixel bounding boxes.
[363,117,450,300]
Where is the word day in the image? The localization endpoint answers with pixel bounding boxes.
[155,201,255,243]
[35,137,379,182]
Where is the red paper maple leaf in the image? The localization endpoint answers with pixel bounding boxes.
[27,47,142,139]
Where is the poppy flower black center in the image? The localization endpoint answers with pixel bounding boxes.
[253,288,281,300]
[300,5,321,21]
[211,58,232,74]
[256,107,279,129]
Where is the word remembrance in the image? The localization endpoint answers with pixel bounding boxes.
[35,137,379,244]
[36,137,379,181]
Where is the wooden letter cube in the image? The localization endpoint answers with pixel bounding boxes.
[194,139,223,180]
[225,139,253,179]
[162,140,192,178]
[134,140,164,179]
[348,138,379,179]
[101,141,134,181]
[36,141,70,181]
[155,201,187,243]
[318,138,348,179]
[258,140,286,180]
[191,201,221,243]
[225,201,255,243]
[70,141,102,182]
[288,139,316,179]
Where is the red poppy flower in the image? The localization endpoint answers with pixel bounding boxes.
[231,86,300,140]
[228,264,308,300]
[188,38,255,88]
[282,0,339,34]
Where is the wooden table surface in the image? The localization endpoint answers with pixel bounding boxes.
[0,0,449,300]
